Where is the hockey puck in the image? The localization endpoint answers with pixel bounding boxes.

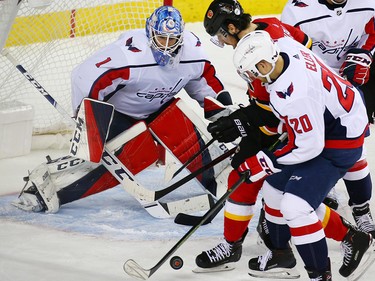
[170,256,183,270]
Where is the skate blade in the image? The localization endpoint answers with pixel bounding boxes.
[347,241,375,281]
[192,263,236,273]
[249,268,300,279]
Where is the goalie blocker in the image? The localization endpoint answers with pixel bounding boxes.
[13,98,231,216]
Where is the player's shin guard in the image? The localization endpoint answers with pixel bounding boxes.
[316,203,348,241]
[280,193,328,273]
[224,170,261,241]
[343,156,375,234]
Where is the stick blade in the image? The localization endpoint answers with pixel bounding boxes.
[123,259,151,280]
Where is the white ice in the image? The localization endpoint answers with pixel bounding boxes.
[1,22,375,281]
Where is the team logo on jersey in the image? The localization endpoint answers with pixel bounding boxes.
[206,10,214,19]
[292,0,308,7]
[137,90,175,104]
[276,83,294,99]
[125,37,141,52]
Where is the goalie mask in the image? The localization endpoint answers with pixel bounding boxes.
[233,30,279,83]
[146,6,184,67]
[204,0,245,47]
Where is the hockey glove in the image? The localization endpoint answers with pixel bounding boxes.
[339,48,372,87]
[231,132,262,169]
[237,150,281,182]
[207,107,253,143]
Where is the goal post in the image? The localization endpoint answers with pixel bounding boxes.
[0,0,172,140]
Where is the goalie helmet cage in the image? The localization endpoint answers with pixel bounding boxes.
[0,0,172,137]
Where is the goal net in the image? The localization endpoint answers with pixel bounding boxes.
[0,0,172,139]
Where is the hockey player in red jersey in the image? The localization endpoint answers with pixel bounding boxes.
[229,30,373,281]
[196,0,311,271]
[12,6,233,215]
[281,0,375,240]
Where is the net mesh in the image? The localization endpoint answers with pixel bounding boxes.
[0,0,167,135]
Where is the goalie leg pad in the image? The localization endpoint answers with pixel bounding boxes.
[58,127,159,203]
[149,98,217,195]
[116,128,159,175]
[70,98,114,163]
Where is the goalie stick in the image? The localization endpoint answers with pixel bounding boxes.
[123,171,249,280]
[1,50,224,219]
[174,132,288,226]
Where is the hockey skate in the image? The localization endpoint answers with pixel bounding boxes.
[193,228,248,273]
[305,258,332,281]
[12,163,60,213]
[339,226,375,281]
[248,246,300,279]
[352,202,375,237]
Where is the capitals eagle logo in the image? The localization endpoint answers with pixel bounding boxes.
[276,82,294,99]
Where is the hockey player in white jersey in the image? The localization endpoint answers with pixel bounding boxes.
[193,1,373,276]
[230,31,373,280]
[13,6,233,214]
[281,0,375,241]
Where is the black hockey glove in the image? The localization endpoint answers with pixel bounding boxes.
[339,48,372,87]
[231,132,262,169]
[207,107,253,143]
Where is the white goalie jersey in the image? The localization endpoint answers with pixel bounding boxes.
[281,0,375,72]
[267,37,368,165]
[71,29,225,119]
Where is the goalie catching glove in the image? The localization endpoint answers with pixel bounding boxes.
[339,48,372,86]
[237,150,281,182]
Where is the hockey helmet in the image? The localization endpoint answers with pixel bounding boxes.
[146,6,184,66]
[233,30,279,83]
[204,0,244,36]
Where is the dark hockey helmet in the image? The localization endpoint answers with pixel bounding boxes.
[204,0,244,36]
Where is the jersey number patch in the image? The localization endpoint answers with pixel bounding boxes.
[317,58,355,113]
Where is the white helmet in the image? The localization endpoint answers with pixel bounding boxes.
[233,30,279,83]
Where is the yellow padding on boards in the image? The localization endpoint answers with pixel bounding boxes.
[6,2,159,47]
[7,0,288,47]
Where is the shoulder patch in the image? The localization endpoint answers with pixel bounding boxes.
[292,0,308,7]
[125,37,142,52]
[276,83,294,99]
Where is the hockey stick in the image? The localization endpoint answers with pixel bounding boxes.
[153,146,236,200]
[171,138,215,179]
[123,171,249,280]
[174,132,288,226]
[2,50,231,219]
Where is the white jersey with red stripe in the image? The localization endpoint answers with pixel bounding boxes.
[71,29,225,119]
[267,37,368,165]
[281,0,375,72]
